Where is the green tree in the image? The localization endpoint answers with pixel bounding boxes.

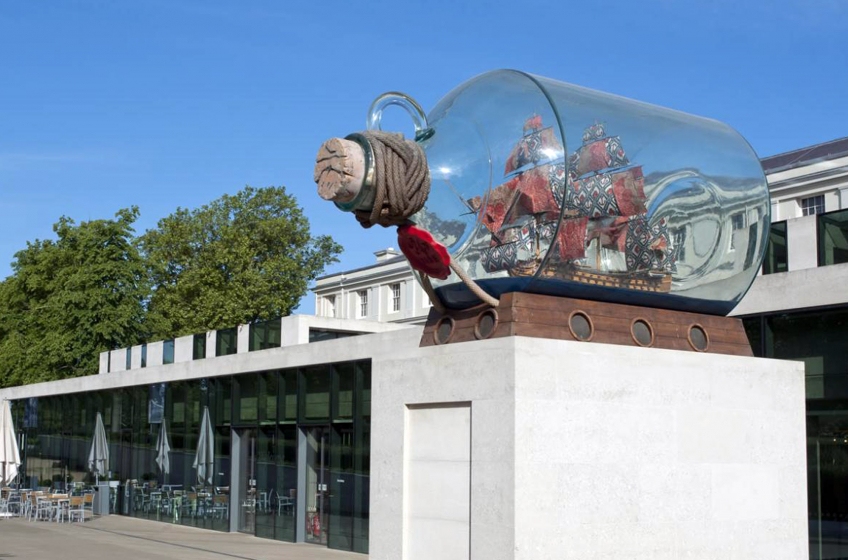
[0,208,148,387]
[140,185,341,338]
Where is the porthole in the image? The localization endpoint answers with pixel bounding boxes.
[688,324,709,352]
[434,316,456,345]
[631,318,654,347]
[568,311,594,342]
[474,309,499,340]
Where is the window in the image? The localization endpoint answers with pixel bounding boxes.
[216,327,238,356]
[802,195,825,216]
[762,221,788,275]
[249,318,281,351]
[192,333,206,360]
[125,348,131,370]
[818,208,848,266]
[390,283,401,312]
[729,213,745,251]
[309,329,359,343]
[141,344,147,368]
[358,290,368,317]
[163,339,175,365]
[325,295,336,318]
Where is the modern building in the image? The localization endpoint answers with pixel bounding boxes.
[0,315,409,553]
[314,136,848,559]
[1,137,847,558]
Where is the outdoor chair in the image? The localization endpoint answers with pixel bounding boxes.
[212,495,228,519]
[183,492,198,518]
[33,496,53,521]
[67,496,85,523]
[82,493,94,517]
[150,491,163,515]
[276,489,295,516]
[257,490,270,513]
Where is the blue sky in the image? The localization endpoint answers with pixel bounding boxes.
[2,0,846,314]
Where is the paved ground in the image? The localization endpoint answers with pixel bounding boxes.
[0,515,365,560]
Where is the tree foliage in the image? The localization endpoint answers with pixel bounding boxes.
[0,208,148,387]
[0,186,341,389]
[140,186,341,339]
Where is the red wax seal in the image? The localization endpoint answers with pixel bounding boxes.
[397,224,451,280]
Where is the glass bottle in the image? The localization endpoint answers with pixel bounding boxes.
[338,70,769,316]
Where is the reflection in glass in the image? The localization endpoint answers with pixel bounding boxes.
[14,359,371,551]
[216,328,237,356]
[249,319,282,351]
[818,209,848,267]
[746,310,848,558]
[763,221,788,275]
[383,70,770,315]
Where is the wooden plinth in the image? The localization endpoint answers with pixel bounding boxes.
[421,292,753,356]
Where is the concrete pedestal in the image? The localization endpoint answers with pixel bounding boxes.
[370,336,808,560]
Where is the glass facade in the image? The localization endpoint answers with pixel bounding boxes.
[249,319,282,352]
[745,308,848,559]
[163,340,175,365]
[10,359,371,553]
[193,334,206,360]
[818,209,848,267]
[216,328,238,356]
[762,221,788,275]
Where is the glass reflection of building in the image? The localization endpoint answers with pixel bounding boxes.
[4,316,392,554]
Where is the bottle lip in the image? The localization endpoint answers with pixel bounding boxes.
[333,133,376,213]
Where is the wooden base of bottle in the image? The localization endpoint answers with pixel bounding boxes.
[421,292,752,356]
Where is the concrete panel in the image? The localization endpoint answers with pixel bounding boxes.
[205,331,216,359]
[99,352,109,374]
[405,403,470,560]
[731,261,848,315]
[130,345,143,370]
[147,341,164,367]
[370,336,807,560]
[108,349,126,372]
[174,335,193,363]
[237,324,249,354]
[786,214,818,271]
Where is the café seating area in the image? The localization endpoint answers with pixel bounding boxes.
[0,486,94,522]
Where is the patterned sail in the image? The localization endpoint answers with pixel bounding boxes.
[478,117,676,287]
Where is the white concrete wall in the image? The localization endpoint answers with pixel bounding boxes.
[174,334,193,363]
[732,262,848,316]
[370,337,808,560]
[109,349,126,372]
[237,324,249,354]
[205,331,216,359]
[786,214,818,271]
[98,352,109,374]
[405,403,471,560]
[147,340,164,367]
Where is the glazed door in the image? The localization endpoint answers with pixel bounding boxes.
[303,426,329,545]
[234,429,257,534]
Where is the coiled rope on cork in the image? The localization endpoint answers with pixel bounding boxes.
[354,130,500,310]
[353,130,430,229]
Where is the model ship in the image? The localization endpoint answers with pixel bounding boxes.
[475,117,676,292]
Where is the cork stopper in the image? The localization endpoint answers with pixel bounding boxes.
[314,138,366,203]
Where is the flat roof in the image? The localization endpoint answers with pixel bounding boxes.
[315,254,407,281]
[761,137,848,174]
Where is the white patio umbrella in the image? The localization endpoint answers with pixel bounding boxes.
[192,406,214,486]
[88,412,109,485]
[155,419,171,477]
[0,400,21,487]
